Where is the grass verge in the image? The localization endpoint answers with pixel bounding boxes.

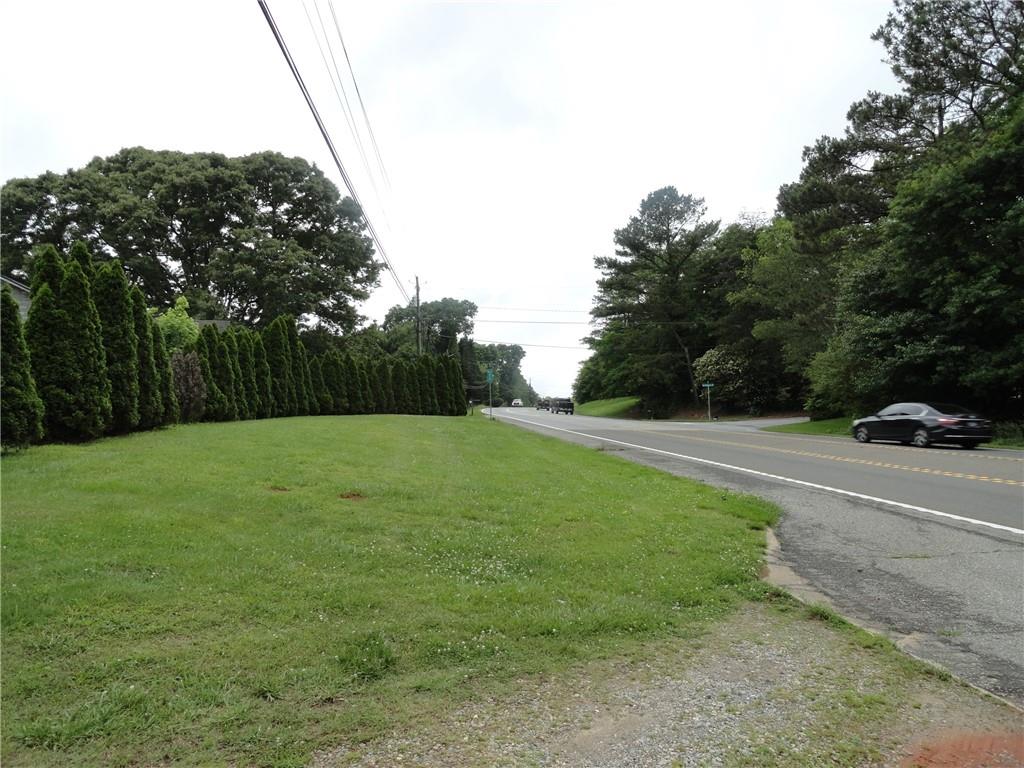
[1,415,778,767]
[761,417,852,437]
[575,396,641,418]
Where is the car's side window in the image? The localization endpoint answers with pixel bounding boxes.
[878,405,900,416]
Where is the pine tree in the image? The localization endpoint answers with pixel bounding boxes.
[27,263,112,440]
[262,317,295,417]
[369,359,386,413]
[344,353,364,414]
[298,342,318,415]
[433,357,451,417]
[448,357,468,415]
[132,287,163,429]
[203,325,238,421]
[379,359,396,413]
[152,321,179,425]
[171,350,206,422]
[283,319,310,416]
[418,356,439,415]
[224,329,248,419]
[68,240,95,281]
[195,328,228,421]
[322,350,347,414]
[309,356,333,414]
[392,360,414,414]
[236,330,262,420]
[251,331,275,418]
[30,244,65,300]
[93,261,139,433]
[1,286,44,449]
[405,359,423,415]
[365,358,384,414]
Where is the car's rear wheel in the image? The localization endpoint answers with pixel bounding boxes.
[912,428,931,448]
[855,426,870,443]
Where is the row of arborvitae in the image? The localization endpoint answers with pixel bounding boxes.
[1,243,467,451]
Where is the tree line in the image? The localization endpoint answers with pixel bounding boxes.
[575,0,1022,420]
[1,243,467,451]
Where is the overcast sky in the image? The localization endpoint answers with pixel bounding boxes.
[1,0,899,396]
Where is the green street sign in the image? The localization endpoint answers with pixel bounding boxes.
[486,369,494,384]
[702,382,714,388]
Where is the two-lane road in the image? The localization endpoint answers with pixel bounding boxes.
[490,407,1024,703]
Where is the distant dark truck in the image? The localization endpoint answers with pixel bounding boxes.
[550,398,574,414]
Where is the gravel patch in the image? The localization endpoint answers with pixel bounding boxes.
[312,602,1023,767]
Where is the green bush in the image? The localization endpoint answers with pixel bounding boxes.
[154,296,200,353]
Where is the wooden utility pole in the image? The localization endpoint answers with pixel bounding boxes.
[415,276,421,355]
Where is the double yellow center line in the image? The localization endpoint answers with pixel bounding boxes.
[662,432,1023,487]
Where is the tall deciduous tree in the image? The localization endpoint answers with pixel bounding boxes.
[93,260,140,433]
[2,149,382,329]
[1,286,44,449]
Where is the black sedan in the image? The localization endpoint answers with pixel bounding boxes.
[852,403,993,448]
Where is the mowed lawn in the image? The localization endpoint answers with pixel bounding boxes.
[1,416,777,767]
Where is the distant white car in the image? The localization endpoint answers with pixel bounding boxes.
[511,399,523,407]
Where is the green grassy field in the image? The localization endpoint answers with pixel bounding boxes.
[575,396,641,418]
[762,417,852,436]
[1,416,778,767]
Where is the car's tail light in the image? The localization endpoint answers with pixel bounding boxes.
[937,418,957,425]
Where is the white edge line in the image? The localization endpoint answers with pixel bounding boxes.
[497,412,1024,537]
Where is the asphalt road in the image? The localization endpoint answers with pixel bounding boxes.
[489,407,1024,704]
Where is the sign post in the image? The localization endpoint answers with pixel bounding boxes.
[702,382,714,421]
[487,368,494,420]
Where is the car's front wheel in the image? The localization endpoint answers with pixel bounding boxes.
[855,426,871,443]
[912,428,931,448]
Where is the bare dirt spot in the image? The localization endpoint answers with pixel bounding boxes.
[268,485,289,492]
[900,731,1024,767]
[338,491,365,500]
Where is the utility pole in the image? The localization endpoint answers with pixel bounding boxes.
[415,276,421,356]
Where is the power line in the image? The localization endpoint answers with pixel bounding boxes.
[301,0,381,206]
[258,0,410,304]
[477,305,591,314]
[475,339,589,350]
[327,0,391,190]
[475,318,590,325]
